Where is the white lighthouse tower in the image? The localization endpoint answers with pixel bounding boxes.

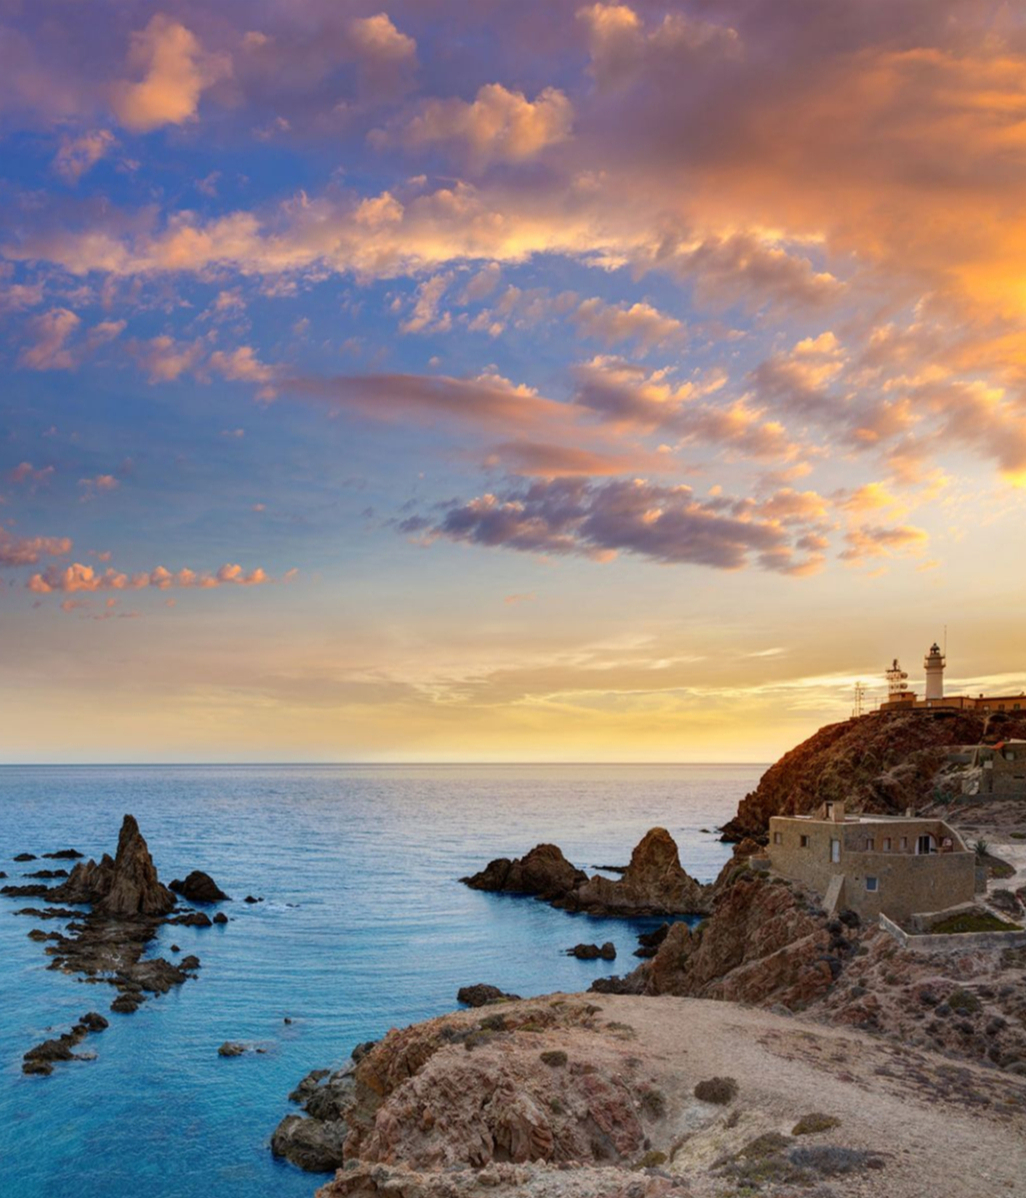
[924,642,945,701]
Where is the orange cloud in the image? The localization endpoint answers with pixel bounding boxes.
[383,83,573,164]
[111,15,230,132]
[27,560,285,594]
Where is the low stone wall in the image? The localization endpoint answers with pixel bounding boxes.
[879,912,1026,952]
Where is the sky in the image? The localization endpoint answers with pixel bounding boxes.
[2,0,1026,763]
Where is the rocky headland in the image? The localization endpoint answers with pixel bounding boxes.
[286,992,1024,1198]
[721,707,1026,842]
[261,708,1026,1196]
[2,814,230,1075]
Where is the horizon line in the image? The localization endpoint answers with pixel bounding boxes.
[0,760,772,768]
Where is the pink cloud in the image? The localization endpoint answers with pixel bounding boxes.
[27,560,289,594]
[18,308,80,370]
[0,528,72,566]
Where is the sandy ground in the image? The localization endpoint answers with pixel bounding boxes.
[582,993,1026,1198]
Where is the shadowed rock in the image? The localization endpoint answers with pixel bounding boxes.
[461,843,587,901]
[457,983,522,1007]
[273,1062,358,1172]
[566,942,616,960]
[170,871,229,903]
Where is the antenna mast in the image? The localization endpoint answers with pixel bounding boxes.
[853,681,867,718]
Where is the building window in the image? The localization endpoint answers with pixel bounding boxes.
[864,837,875,851]
[882,838,891,852]
[773,832,782,845]
[917,834,936,855]
[830,839,840,864]
[899,837,908,851]
[800,835,809,848]
[866,877,879,892]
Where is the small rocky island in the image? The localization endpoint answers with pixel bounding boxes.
[2,815,229,1075]
[461,826,711,916]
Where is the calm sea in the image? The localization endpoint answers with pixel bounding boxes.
[0,763,762,1198]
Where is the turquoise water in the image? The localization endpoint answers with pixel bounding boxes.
[0,763,760,1198]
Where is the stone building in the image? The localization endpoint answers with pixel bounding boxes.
[765,800,977,925]
[967,740,1026,797]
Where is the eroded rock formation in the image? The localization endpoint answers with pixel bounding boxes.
[3,815,210,1075]
[462,827,711,917]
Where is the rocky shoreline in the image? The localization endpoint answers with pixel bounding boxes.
[461,827,712,917]
[271,737,1026,1197]
[2,814,230,1075]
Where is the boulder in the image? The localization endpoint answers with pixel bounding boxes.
[457,984,522,1007]
[461,843,587,900]
[271,1113,348,1172]
[566,942,616,960]
[172,911,213,927]
[218,1041,247,1057]
[42,849,84,860]
[170,871,229,903]
[213,912,228,924]
[13,853,36,862]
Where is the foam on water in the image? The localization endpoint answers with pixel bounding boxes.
[0,763,761,1198]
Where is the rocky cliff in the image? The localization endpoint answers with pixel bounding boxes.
[721,708,1026,841]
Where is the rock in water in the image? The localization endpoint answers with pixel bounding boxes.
[460,843,587,900]
[561,828,710,916]
[272,1063,357,1171]
[566,942,616,960]
[96,816,176,916]
[51,815,175,916]
[170,871,229,903]
[271,1114,348,1173]
[457,984,522,1007]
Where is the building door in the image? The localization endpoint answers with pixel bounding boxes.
[830,839,840,863]
[916,834,936,855]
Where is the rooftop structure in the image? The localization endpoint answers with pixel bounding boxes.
[878,643,1026,714]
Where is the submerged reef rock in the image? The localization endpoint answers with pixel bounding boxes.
[170,870,230,903]
[3,815,208,1076]
[720,708,1026,841]
[462,827,711,917]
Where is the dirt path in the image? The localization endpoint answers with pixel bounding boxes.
[591,993,1026,1197]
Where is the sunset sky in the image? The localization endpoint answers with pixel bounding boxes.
[2,0,1026,762]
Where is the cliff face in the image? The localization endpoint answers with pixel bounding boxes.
[721,709,1026,841]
